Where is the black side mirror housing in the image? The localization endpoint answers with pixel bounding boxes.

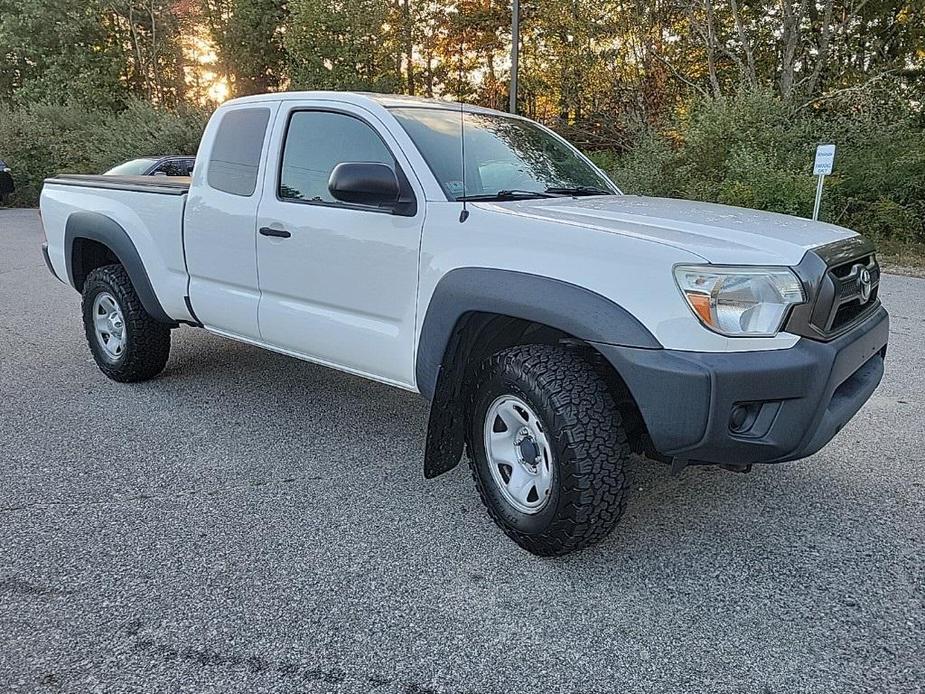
[328,162,401,207]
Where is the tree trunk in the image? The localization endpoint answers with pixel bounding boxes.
[779,0,806,99]
[729,0,757,88]
[703,0,723,97]
[401,0,415,94]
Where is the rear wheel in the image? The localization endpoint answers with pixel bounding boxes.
[467,344,631,556]
[81,264,171,382]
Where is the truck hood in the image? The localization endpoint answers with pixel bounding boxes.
[486,195,857,265]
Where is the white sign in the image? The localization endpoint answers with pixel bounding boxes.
[813,144,836,175]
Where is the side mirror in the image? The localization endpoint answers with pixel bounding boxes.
[328,162,400,207]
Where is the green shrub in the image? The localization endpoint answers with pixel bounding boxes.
[714,148,817,217]
[5,91,924,251]
[591,136,680,198]
[595,90,925,245]
[840,199,924,244]
[0,100,210,207]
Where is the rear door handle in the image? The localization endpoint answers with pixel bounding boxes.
[259,227,291,238]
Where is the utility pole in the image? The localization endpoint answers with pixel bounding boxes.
[509,0,520,114]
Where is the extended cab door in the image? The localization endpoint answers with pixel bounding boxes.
[184,102,279,340]
[255,103,424,388]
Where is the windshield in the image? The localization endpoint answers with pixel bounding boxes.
[390,107,618,200]
[104,158,158,176]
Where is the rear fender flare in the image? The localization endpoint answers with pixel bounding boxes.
[64,211,173,324]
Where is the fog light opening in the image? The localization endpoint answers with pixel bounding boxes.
[729,402,761,434]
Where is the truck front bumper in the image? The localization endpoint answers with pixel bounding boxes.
[594,306,888,465]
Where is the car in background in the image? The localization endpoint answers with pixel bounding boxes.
[103,155,195,177]
[0,158,13,204]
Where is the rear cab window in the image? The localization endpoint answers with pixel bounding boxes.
[207,108,271,196]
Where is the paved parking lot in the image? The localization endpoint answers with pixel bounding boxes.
[1,208,923,693]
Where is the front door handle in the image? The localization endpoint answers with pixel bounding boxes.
[259,226,291,238]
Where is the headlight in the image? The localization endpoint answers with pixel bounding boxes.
[674,265,804,336]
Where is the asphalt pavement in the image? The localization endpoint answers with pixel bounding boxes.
[1,208,923,693]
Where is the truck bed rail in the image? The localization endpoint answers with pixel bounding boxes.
[45,174,190,196]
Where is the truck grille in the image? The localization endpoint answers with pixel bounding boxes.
[825,253,880,333]
[786,237,881,341]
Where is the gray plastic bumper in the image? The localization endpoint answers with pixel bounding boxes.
[593,306,888,465]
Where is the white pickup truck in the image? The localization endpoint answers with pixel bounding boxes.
[40,92,888,556]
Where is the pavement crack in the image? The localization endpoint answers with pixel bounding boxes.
[133,640,346,682]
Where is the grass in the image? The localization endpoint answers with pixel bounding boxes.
[874,239,925,277]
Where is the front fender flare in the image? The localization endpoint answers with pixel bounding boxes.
[416,268,661,477]
[415,268,660,400]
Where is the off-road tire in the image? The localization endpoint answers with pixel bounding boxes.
[81,264,171,382]
[467,344,631,556]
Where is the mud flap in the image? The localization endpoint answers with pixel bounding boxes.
[423,365,467,478]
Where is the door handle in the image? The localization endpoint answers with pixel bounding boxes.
[259,226,291,238]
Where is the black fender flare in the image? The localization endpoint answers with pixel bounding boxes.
[416,267,661,477]
[415,267,660,400]
[64,211,174,324]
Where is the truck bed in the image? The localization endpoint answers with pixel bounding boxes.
[45,174,190,196]
[41,172,194,323]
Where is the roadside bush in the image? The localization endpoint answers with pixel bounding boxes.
[592,89,925,247]
[4,90,923,252]
[0,99,210,207]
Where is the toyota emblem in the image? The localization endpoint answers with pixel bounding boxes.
[857,266,872,304]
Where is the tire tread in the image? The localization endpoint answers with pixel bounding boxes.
[81,264,171,382]
[467,344,631,556]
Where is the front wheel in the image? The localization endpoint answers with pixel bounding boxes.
[81,264,171,382]
[467,344,631,556]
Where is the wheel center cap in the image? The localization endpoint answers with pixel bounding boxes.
[518,437,540,466]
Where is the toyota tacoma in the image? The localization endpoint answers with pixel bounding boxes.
[39,92,888,555]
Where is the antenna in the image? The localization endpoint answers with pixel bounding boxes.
[457,41,469,223]
[459,99,469,223]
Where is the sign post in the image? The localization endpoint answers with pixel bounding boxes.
[812,144,835,221]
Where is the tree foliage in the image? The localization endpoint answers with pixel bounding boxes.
[1,0,923,249]
[600,90,925,244]
[200,0,288,95]
[0,0,190,107]
[4,0,922,115]
[286,0,401,92]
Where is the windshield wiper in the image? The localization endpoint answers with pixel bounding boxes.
[544,186,613,196]
[456,189,561,202]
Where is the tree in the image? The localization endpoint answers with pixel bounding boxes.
[0,0,188,107]
[200,0,288,96]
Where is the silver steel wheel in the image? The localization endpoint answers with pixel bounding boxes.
[92,291,126,359]
[483,395,554,514]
